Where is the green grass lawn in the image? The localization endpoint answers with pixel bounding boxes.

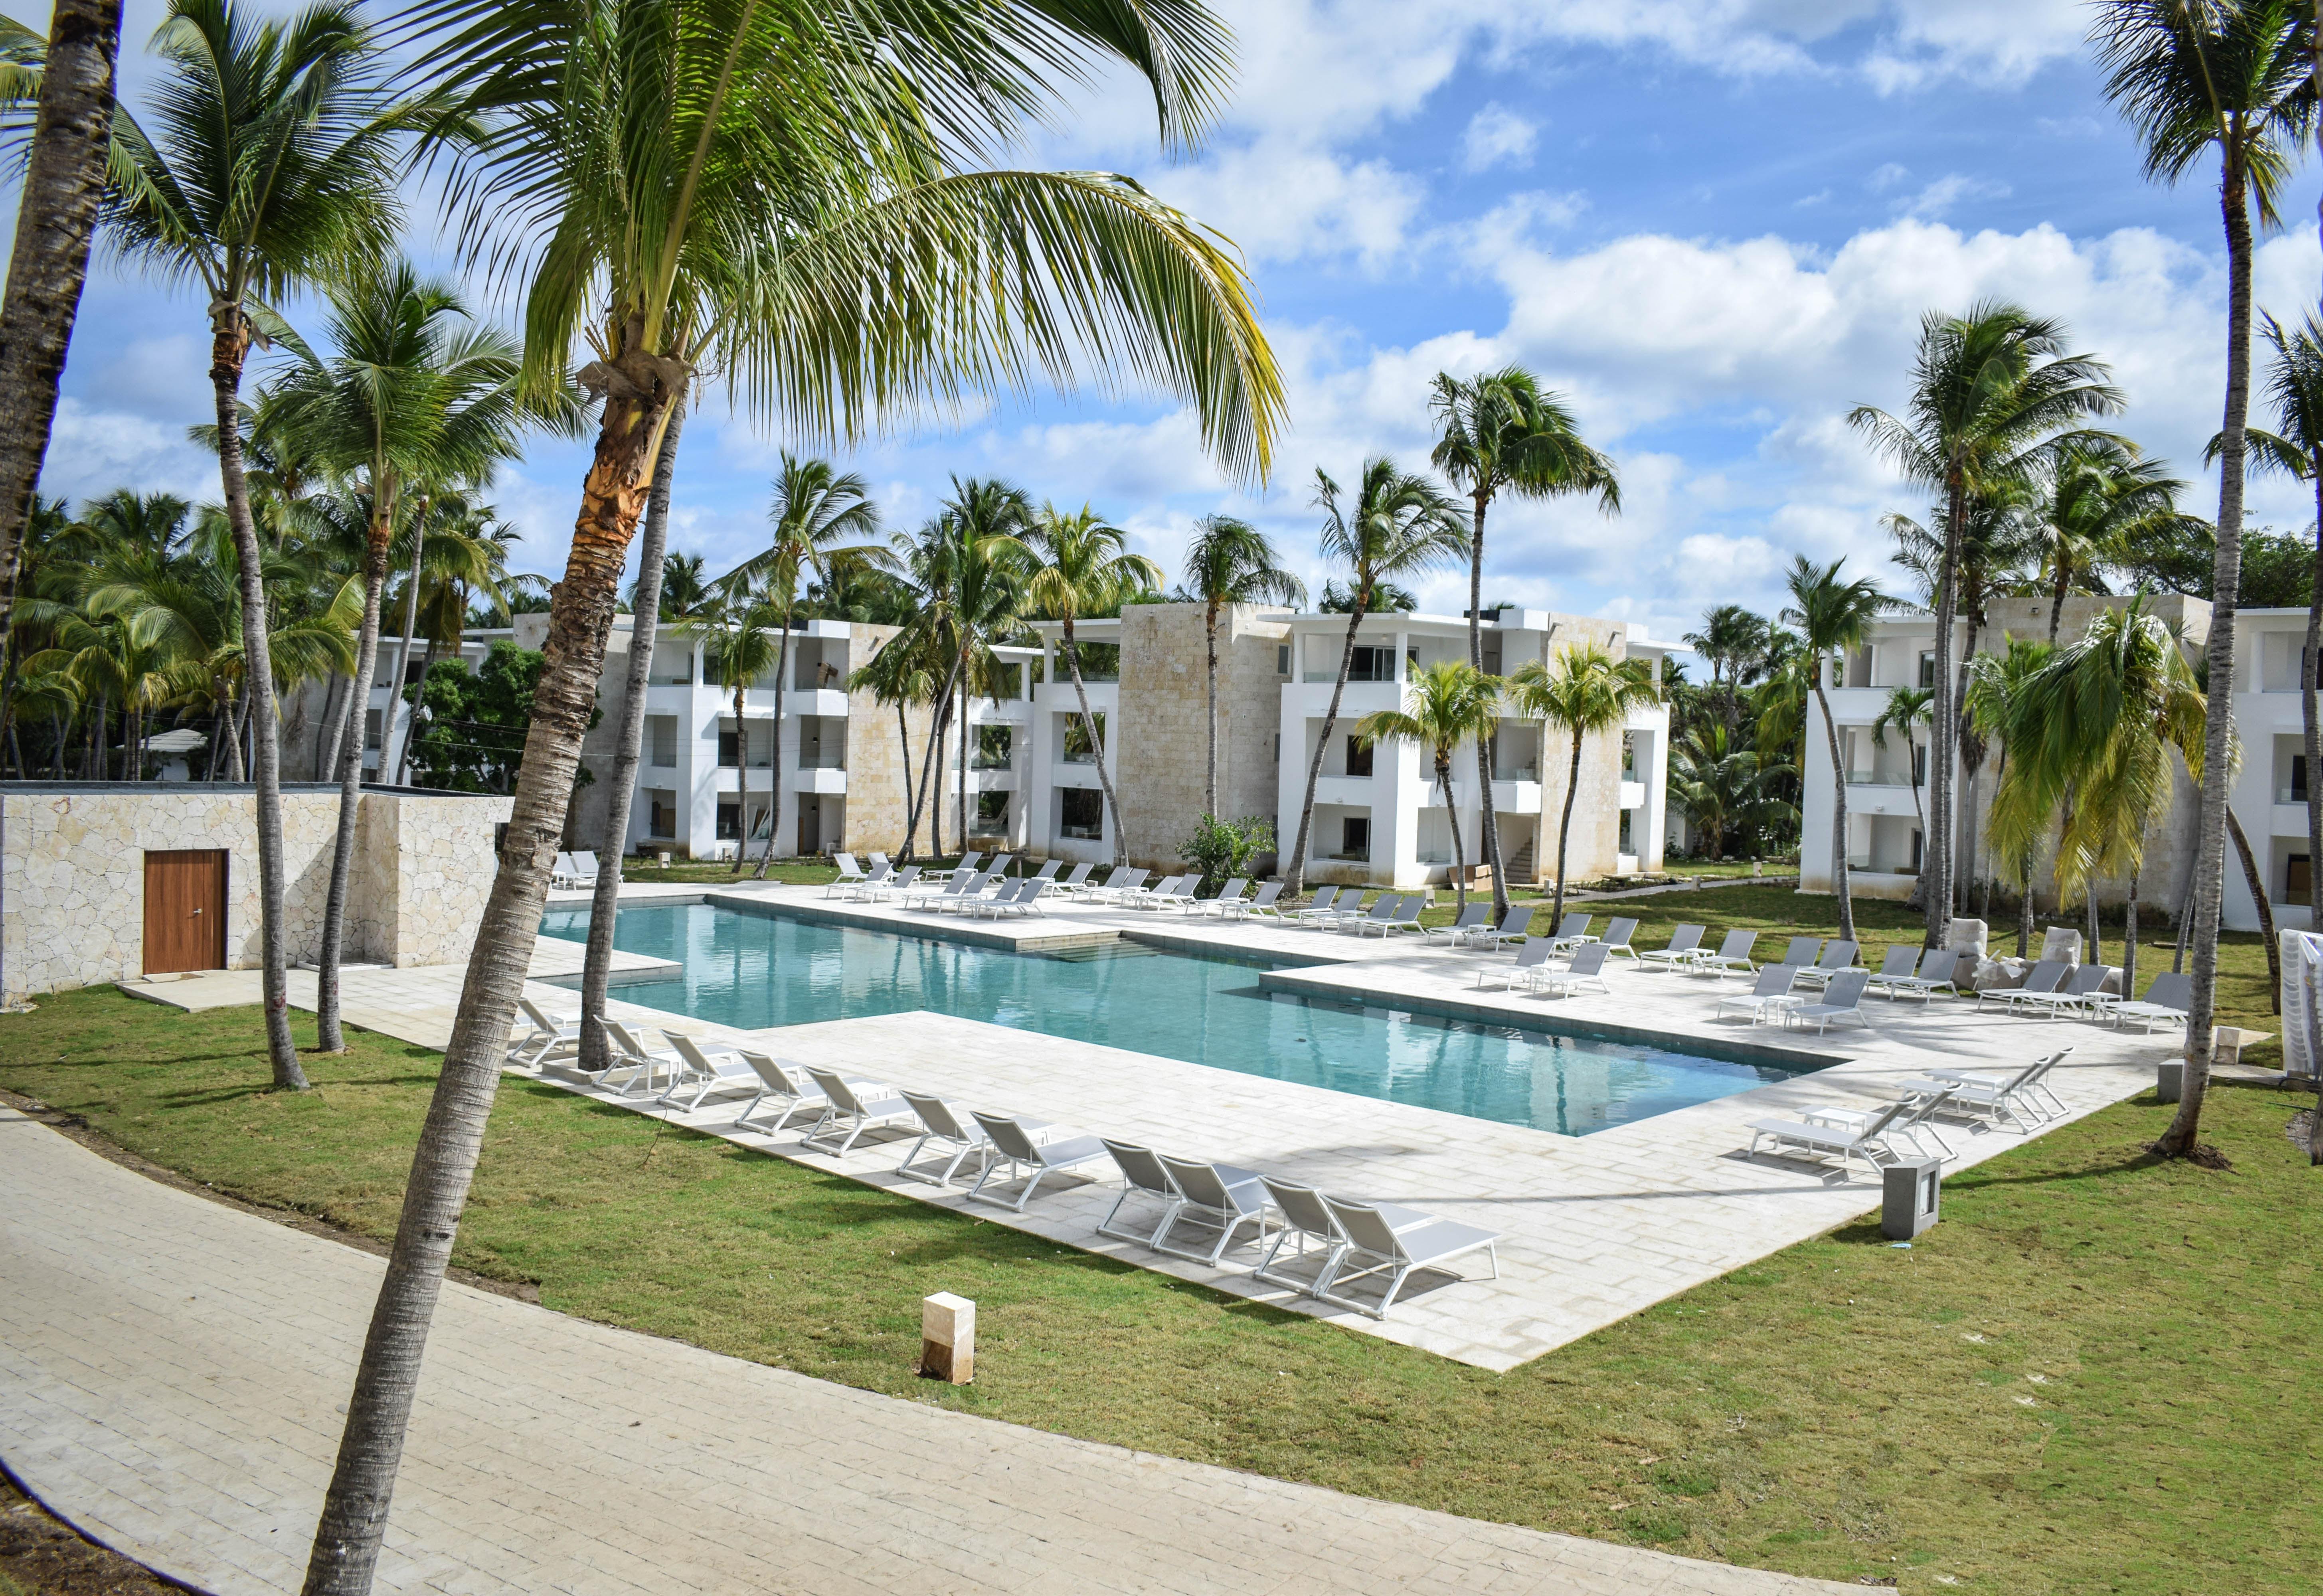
[3,987,2317,1593]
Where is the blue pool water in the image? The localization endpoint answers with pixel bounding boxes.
[538,903,1799,1137]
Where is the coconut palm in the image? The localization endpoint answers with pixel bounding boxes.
[1353,661,1501,915]
[1283,460,1469,897]
[306,0,1285,1570]
[2035,440,2197,644]
[1668,722,1793,864]
[696,583,784,876]
[1871,685,1934,836]
[2094,0,2310,1157]
[107,0,402,1090]
[1429,367,1618,915]
[1965,634,2056,954]
[0,0,127,646]
[1506,642,1659,928]
[1178,514,1305,818]
[1004,502,1156,867]
[1682,604,1773,735]
[1779,555,1889,944]
[721,454,888,880]
[1849,304,2120,950]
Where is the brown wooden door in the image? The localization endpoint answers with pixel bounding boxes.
[144,850,226,975]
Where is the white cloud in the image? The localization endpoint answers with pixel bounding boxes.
[1461,104,1539,172]
[1895,173,2012,221]
[39,399,219,508]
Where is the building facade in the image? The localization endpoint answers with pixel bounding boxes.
[1797,592,2315,934]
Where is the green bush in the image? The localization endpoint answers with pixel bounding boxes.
[1176,813,1275,893]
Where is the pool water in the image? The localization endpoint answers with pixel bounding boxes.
[539,903,1799,1137]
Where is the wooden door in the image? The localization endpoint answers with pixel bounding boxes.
[144,850,226,975]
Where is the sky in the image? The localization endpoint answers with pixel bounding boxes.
[26,0,2323,656]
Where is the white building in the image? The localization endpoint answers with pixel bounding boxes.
[1798,592,2314,934]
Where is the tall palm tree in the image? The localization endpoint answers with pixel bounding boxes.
[1780,555,1888,943]
[1178,514,1304,818]
[306,0,1284,1571]
[2036,440,2196,644]
[1849,304,2120,950]
[271,264,546,1051]
[1668,721,1794,863]
[1353,660,1501,914]
[2095,0,2309,1158]
[1007,502,1159,865]
[1682,604,1772,735]
[2235,312,2323,958]
[1965,634,2056,952]
[1429,367,1618,915]
[722,454,887,879]
[916,481,1031,857]
[0,0,126,646]
[107,0,401,1090]
[698,583,785,876]
[1284,459,1469,897]
[1871,685,1934,836]
[1506,642,1659,928]
[654,551,714,620]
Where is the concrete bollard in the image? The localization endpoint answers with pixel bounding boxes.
[2156,1061,2183,1103]
[921,1292,974,1383]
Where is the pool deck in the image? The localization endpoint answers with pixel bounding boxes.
[131,880,2177,1371]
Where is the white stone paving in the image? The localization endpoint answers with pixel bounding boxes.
[134,881,2176,1371]
[0,1104,1858,1596]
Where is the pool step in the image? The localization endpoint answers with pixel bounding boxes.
[1046,939,1159,962]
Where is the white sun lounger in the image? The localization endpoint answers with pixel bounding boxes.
[801,1068,919,1154]
[1598,917,1640,960]
[2098,971,2191,1033]
[1775,936,1821,970]
[858,864,919,901]
[1097,1141,1184,1244]
[1425,903,1493,945]
[1802,1082,1959,1160]
[554,850,600,889]
[1253,1178,1435,1298]
[1317,1195,1501,1319]
[1716,963,1803,1024]
[1290,884,1342,924]
[1886,948,1962,1001]
[1925,1046,2073,1123]
[2019,962,2113,1018]
[1337,895,1401,935]
[1534,942,1612,998]
[511,995,583,1068]
[1153,1154,1274,1265]
[1694,928,1760,979]
[824,853,868,895]
[1046,861,1097,894]
[967,1112,1110,1210]
[1794,940,1859,989]
[1862,944,1920,996]
[1543,913,1594,952]
[603,1020,682,1096]
[1199,878,1249,916]
[1746,1098,1914,1176]
[1984,959,2068,1013]
[897,1092,1051,1186]
[1353,894,1425,937]
[1637,924,1705,971]
[652,1031,761,1111]
[1785,968,1872,1033]
[1227,881,1287,919]
[1477,938,1555,990]
[1082,867,1147,904]
[731,1052,885,1136]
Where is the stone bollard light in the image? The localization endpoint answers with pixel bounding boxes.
[921,1292,974,1383]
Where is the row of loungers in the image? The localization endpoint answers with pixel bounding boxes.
[1743,1047,2076,1174]
[508,1002,1498,1320]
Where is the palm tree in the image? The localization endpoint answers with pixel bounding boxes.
[917,482,1031,858]
[1965,635,2056,952]
[0,0,126,647]
[654,551,714,620]
[2095,0,2309,1158]
[2036,440,2196,644]
[1507,642,1659,927]
[1429,367,1618,915]
[1005,502,1156,867]
[1668,722,1794,863]
[1283,459,1469,897]
[306,0,1285,1571]
[721,454,887,879]
[1682,604,1773,735]
[697,584,784,876]
[1780,555,1889,943]
[1178,514,1304,818]
[271,263,544,1051]
[107,0,401,1091]
[1352,660,1501,914]
[1849,304,2120,949]
[1871,685,1934,836]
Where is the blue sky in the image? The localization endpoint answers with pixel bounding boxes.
[28,0,2323,652]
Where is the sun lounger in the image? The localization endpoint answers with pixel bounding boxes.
[940,851,985,883]
[1694,928,1760,980]
[1802,1083,1958,1160]
[1598,917,1640,960]
[553,849,600,889]
[859,864,919,901]
[1863,944,1920,996]
[1715,963,1803,1024]
[1124,874,1186,910]
[1984,959,2067,1013]
[800,1068,918,1154]
[1746,1098,1914,1175]
[1544,913,1594,952]
[993,879,1049,918]
[1926,1046,2073,1123]
[1785,968,1872,1033]
[1794,939,1859,989]
[898,1092,1052,1186]
[1778,936,1821,970]
[1336,895,1400,935]
[1425,903,1493,945]
[1477,938,1555,990]
[1317,1195,1501,1319]
[1046,861,1097,895]
[731,1052,885,1135]
[1637,924,1705,971]
[1097,1141,1184,1244]
[653,1031,759,1112]
[1534,941,1612,998]
[1199,878,1249,916]
[1474,905,1536,950]
[550,851,577,887]
[967,1112,1110,1210]
[904,874,973,910]
[824,853,868,895]
[1153,1155,1274,1264]
[1253,1179,1436,1298]
[604,1020,682,1096]
[511,995,583,1068]
[1289,884,1341,924]
[2019,962,2113,1018]
[1887,948,1962,1001]
[2099,971,2191,1033]
[941,869,1009,912]
[867,851,889,871]
[838,862,892,899]
[1226,881,1286,919]
[1352,894,1424,937]
[1027,859,1062,885]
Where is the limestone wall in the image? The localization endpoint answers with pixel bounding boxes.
[840,623,935,855]
[2,784,511,1002]
[1117,602,1290,871]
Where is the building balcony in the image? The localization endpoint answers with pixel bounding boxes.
[774,687,848,718]
[1618,779,1646,810]
[1311,774,1378,807]
[1837,782,1922,818]
[795,766,848,796]
[1491,779,1543,815]
[2274,802,2313,837]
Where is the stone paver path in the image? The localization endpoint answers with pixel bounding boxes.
[0,1108,1854,1596]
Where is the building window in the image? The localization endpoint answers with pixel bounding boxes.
[364,709,382,752]
[719,729,739,768]
[2295,754,2309,803]
[1339,815,1371,861]
[1909,827,1923,873]
[974,723,1012,769]
[1347,644,1396,682]
[1059,786,1103,839]
[1062,712,1105,764]
[716,802,741,840]
[1345,735,1374,778]
[2293,854,2312,900]
[1277,643,1291,676]
[647,791,675,839]
[975,790,1010,827]
[1918,651,1937,689]
[649,716,677,768]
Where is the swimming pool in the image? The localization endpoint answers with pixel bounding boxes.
[538,902,1801,1137]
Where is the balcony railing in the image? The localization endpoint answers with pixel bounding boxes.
[1493,763,1540,782]
[971,753,1012,770]
[799,751,845,770]
[2278,787,2310,805]
[1847,769,1916,786]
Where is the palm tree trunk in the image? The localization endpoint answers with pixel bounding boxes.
[1955,618,1983,918]
[579,404,683,1072]
[386,523,426,787]
[1203,595,1219,818]
[756,610,787,877]
[895,702,914,858]
[957,651,970,855]
[2303,463,2323,946]
[1924,474,1963,950]
[909,665,956,861]
[729,680,749,875]
[2086,880,2099,970]
[2162,148,2255,1159]
[0,0,121,638]
[316,509,399,1052]
[301,366,684,1596]
[2226,805,2280,1015]
[211,307,307,1092]
[2124,865,2139,1011]
[1467,490,1507,919]
[1285,598,1370,898]
[1440,755,1467,916]
[2019,846,2037,958]
[1062,617,1126,867]
[1550,726,1584,928]
[1815,681,1855,943]
[222,678,244,780]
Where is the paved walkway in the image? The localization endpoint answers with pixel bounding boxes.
[0,1108,1853,1596]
